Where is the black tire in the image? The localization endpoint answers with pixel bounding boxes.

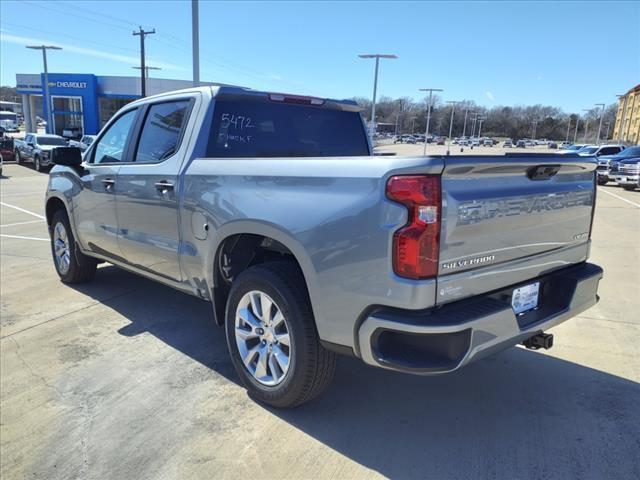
[225,262,336,408]
[15,151,21,164]
[597,178,608,186]
[50,209,97,283]
[622,185,637,191]
[34,155,42,172]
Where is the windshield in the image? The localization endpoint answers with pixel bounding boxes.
[0,112,17,121]
[207,99,369,157]
[37,136,68,146]
[617,146,640,158]
[580,147,598,154]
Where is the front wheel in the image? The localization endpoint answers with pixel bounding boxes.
[225,262,336,408]
[15,151,21,164]
[597,177,608,186]
[622,185,637,191]
[34,155,42,172]
[50,209,97,283]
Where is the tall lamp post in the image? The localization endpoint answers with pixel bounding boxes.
[419,88,443,154]
[582,108,591,142]
[477,115,486,138]
[594,103,605,145]
[573,115,579,143]
[462,106,470,139]
[604,122,611,141]
[359,54,397,142]
[26,45,62,134]
[446,101,462,155]
[565,116,572,144]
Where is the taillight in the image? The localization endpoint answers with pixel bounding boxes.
[268,93,325,106]
[386,175,441,279]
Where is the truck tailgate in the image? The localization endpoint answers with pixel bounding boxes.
[436,154,596,305]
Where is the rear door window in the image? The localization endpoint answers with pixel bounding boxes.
[134,99,191,164]
[207,99,369,157]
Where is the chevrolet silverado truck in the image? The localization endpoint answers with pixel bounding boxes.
[45,86,603,407]
[15,133,68,172]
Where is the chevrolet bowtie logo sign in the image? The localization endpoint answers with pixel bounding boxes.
[48,81,87,89]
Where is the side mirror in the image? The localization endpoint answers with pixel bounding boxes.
[51,147,83,167]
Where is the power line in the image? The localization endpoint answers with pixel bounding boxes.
[21,1,133,32]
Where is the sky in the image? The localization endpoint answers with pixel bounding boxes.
[1,0,639,112]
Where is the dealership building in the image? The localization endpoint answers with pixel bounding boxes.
[16,73,217,137]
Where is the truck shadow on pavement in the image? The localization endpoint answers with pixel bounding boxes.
[71,265,640,480]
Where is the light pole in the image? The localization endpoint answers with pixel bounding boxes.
[446,101,462,155]
[531,120,538,142]
[359,54,397,142]
[616,94,628,143]
[594,103,605,145]
[462,107,470,139]
[573,115,579,143]
[411,116,416,135]
[26,45,62,134]
[605,122,611,141]
[419,88,443,154]
[565,116,572,143]
[582,108,591,143]
[394,99,404,138]
[192,0,200,87]
[470,112,478,138]
[132,66,162,78]
[477,116,486,139]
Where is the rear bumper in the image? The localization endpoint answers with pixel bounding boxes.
[357,262,603,374]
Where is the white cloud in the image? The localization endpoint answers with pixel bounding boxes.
[0,32,185,71]
[265,74,283,81]
[485,90,495,101]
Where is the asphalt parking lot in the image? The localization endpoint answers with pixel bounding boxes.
[1,161,639,480]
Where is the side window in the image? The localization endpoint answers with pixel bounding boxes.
[25,134,32,144]
[92,109,137,164]
[134,100,190,164]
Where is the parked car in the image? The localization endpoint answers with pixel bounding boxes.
[69,135,97,152]
[470,138,480,146]
[436,136,446,145]
[577,144,625,158]
[45,86,603,408]
[615,159,640,191]
[557,144,588,154]
[516,140,526,148]
[483,138,494,147]
[560,141,572,148]
[14,133,68,172]
[547,142,558,149]
[0,111,20,132]
[0,135,15,162]
[503,139,513,148]
[598,146,640,185]
[525,140,534,147]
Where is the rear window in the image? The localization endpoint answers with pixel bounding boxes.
[207,99,369,157]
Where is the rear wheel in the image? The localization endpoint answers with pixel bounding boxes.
[34,155,42,172]
[597,177,608,185]
[15,151,21,164]
[622,185,637,191]
[225,262,336,408]
[50,209,97,283]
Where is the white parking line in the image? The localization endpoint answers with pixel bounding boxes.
[0,201,46,219]
[599,188,640,208]
[0,234,49,242]
[0,219,46,228]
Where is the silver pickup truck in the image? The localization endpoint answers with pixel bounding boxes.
[45,86,603,407]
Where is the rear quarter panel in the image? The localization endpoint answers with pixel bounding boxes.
[179,156,444,349]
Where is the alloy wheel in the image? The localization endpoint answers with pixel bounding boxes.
[235,290,291,386]
[53,222,71,274]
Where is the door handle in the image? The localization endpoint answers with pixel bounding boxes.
[102,178,115,191]
[155,180,174,194]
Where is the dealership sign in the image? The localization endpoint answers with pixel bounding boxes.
[47,81,88,89]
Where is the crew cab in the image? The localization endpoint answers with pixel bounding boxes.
[615,159,640,190]
[597,146,640,185]
[15,133,68,171]
[45,86,603,407]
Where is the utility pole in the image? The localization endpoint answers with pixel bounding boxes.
[394,99,404,137]
[470,112,478,138]
[359,54,397,142]
[582,108,591,143]
[133,26,156,97]
[411,116,416,135]
[605,122,611,141]
[573,115,579,143]
[419,88,443,155]
[531,120,538,142]
[446,101,462,155]
[594,103,605,145]
[132,66,162,78]
[192,0,200,87]
[26,45,62,134]
[565,116,571,143]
